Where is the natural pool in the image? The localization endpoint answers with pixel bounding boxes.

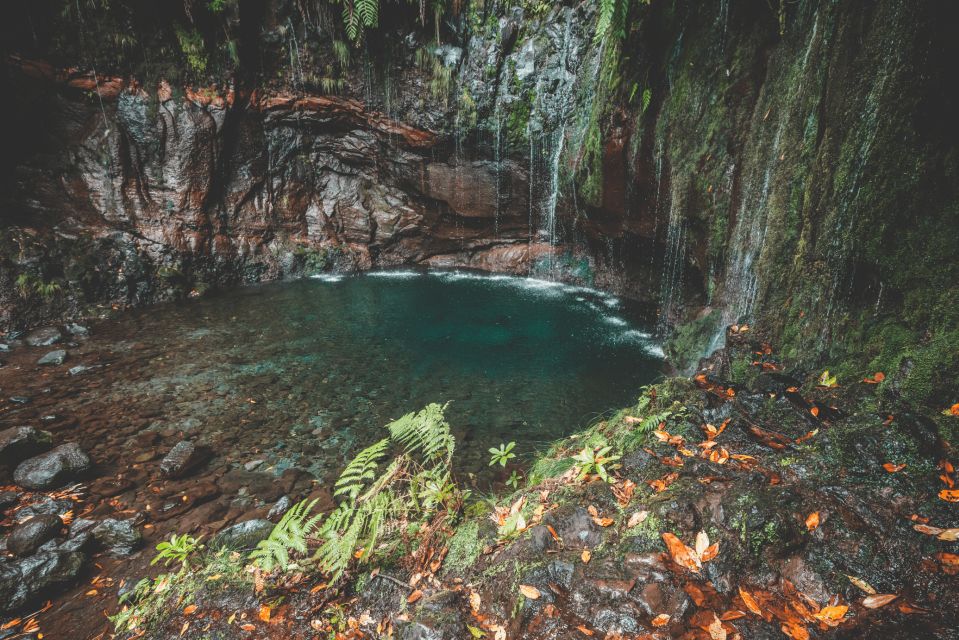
[11,270,665,484]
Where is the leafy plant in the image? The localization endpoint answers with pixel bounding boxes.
[488,441,517,467]
[506,470,522,489]
[249,498,324,572]
[573,445,621,482]
[341,0,379,41]
[16,273,62,299]
[152,534,203,569]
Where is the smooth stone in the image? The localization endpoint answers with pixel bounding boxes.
[7,514,63,557]
[0,426,53,466]
[8,396,31,405]
[0,491,21,509]
[24,327,62,347]
[65,323,89,336]
[210,519,274,550]
[91,519,141,556]
[267,495,291,521]
[244,459,265,471]
[159,441,212,478]
[37,350,68,366]
[13,443,91,490]
[14,498,74,523]
[68,365,92,376]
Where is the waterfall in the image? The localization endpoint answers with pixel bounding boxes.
[657,188,687,337]
[493,102,502,237]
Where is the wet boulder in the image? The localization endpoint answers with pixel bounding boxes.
[400,590,466,640]
[13,443,91,490]
[14,498,74,523]
[24,327,62,347]
[160,440,212,478]
[92,519,142,556]
[37,350,68,366]
[0,551,85,612]
[0,426,53,468]
[7,514,63,557]
[210,519,274,550]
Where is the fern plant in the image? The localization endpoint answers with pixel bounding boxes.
[248,498,324,572]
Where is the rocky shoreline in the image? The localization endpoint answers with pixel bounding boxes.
[1,319,955,639]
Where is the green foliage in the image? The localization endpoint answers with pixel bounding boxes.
[341,0,379,42]
[315,403,459,581]
[174,26,208,75]
[572,444,621,482]
[593,0,649,47]
[488,441,517,467]
[16,273,62,299]
[248,498,325,572]
[506,470,522,489]
[152,534,203,569]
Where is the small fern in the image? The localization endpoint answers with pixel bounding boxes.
[248,498,324,572]
[333,438,390,500]
[388,402,454,463]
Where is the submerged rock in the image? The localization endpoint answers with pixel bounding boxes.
[210,519,273,550]
[0,426,53,467]
[0,551,84,612]
[160,441,212,478]
[24,327,62,347]
[91,519,141,556]
[13,443,91,490]
[7,514,63,557]
[37,350,68,365]
[14,498,74,523]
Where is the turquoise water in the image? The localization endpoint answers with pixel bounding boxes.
[76,270,665,482]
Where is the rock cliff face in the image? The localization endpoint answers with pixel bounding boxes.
[2,0,957,402]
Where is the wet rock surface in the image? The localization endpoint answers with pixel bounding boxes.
[210,519,274,550]
[13,442,90,490]
[6,514,63,557]
[160,441,212,478]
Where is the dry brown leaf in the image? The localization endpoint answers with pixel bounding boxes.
[519,585,541,600]
[846,575,876,595]
[576,625,595,636]
[240,623,256,631]
[581,549,591,563]
[814,604,848,626]
[695,531,710,557]
[780,622,810,640]
[627,511,649,528]
[258,605,271,623]
[662,533,701,573]
[862,594,898,609]
[738,586,761,615]
[913,524,944,536]
[805,512,820,531]
[939,489,959,502]
[706,613,726,640]
[882,462,906,473]
[407,590,424,604]
[938,528,959,541]
[183,604,198,616]
[700,542,720,563]
[651,614,670,627]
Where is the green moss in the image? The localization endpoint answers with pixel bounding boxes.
[664,309,722,372]
[443,521,484,576]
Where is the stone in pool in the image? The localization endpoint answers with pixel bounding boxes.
[14,442,91,490]
[0,426,53,467]
[7,514,63,557]
[160,440,212,478]
[37,350,68,366]
[0,550,85,612]
[24,327,62,347]
[210,519,274,550]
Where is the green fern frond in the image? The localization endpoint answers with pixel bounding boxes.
[248,498,323,572]
[334,438,390,500]
[387,403,454,463]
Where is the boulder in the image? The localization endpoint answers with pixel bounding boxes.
[13,443,91,490]
[91,519,141,556]
[0,551,85,612]
[14,498,74,523]
[0,426,53,466]
[159,441,211,478]
[7,514,63,557]
[37,350,68,365]
[210,519,274,550]
[24,327,62,347]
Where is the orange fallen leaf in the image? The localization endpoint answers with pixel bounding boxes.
[240,623,256,631]
[85,589,98,596]
[939,489,959,502]
[407,590,423,604]
[862,594,898,609]
[950,403,959,416]
[183,604,198,616]
[882,462,906,473]
[810,406,820,418]
[805,512,820,531]
[258,605,271,623]
[781,621,810,640]
[627,511,648,528]
[546,525,561,543]
[662,532,701,573]
[706,613,726,640]
[738,587,761,615]
[651,614,670,627]
[862,372,885,384]
[519,585,541,599]
[814,604,848,626]
[581,549,591,563]
[576,624,595,636]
